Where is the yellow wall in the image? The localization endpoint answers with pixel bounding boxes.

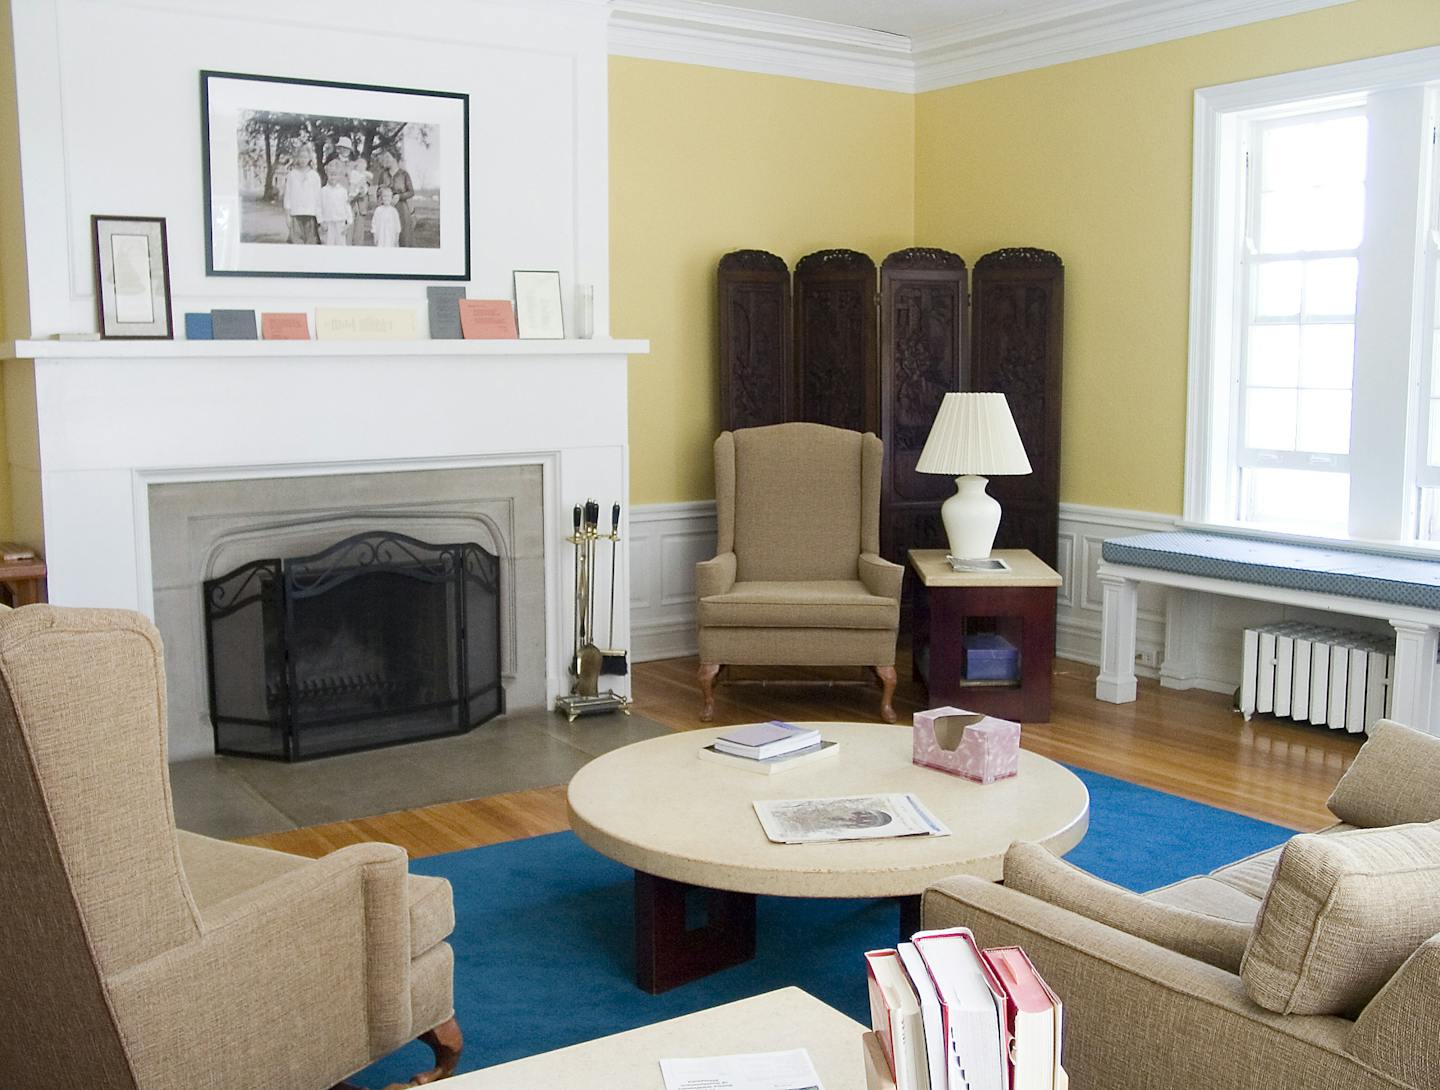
[916,0,1440,515]
[610,58,915,505]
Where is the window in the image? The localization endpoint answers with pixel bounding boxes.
[1187,48,1440,546]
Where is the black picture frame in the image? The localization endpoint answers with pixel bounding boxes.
[200,70,471,281]
[91,215,174,340]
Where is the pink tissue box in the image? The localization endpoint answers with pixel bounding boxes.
[912,706,1021,783]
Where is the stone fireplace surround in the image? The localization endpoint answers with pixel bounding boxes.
[4,338,645,761]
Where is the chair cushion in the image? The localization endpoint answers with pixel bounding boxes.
[1241,821,1440,1015]
[1209,842,1287,899]
[1145,876,1265,925]
[176,830,451,958]
[698,580,899,630]
[1327,719,1440,828]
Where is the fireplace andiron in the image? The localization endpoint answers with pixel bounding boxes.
[555,499,631,722]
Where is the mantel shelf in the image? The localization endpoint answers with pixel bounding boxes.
[3,337,649,360]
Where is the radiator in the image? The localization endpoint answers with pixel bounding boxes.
[1240,622,1393,733]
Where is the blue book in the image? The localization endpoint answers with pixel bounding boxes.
[713,720,820,759]
[184,312,214,340]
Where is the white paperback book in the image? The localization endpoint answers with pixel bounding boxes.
[912,928,1008,1090]
[898,942,947,1090]
[659,1048,823,1090]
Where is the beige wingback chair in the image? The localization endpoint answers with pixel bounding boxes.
[0,605,461,1089]
[922,719,1440,1089]
[695,423,904,722]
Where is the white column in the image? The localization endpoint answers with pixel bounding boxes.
[1160,588,1212,691]
[1388,619,1439,734]
[1096,571,1139,703]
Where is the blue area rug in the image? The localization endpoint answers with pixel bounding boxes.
[357,766,1292,1085]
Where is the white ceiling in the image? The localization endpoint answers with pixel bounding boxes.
[695,0,1128,39]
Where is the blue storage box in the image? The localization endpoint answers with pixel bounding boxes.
[963,633,1018,681]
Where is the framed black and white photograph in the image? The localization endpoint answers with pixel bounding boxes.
[201,71,470,280]
[513,270,565,339]
[91,215,173,339]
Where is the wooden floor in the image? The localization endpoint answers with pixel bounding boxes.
[240,651,1364,860]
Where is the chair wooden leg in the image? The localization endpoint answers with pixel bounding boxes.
[408,1016,463,1085]
[698,662,721,722]
[875,665,898,723]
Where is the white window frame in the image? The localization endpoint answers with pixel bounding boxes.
[1185,45,1440,554]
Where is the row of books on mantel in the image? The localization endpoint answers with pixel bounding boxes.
[697,719,839,776]
[865,927,1066,1090]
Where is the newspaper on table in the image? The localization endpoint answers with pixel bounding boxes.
[660,1048,822,1090]
[753,793,950,844]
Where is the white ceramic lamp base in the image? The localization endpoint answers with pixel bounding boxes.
[941,475,1002,559]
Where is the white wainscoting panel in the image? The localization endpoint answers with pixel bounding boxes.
[629,500,716,662]
[627,499,1367,700]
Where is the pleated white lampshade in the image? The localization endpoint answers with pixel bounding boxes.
[916,392,1032,559]
[916,392,1032,477]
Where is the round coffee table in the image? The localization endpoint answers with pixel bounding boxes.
[567,721,1089,992]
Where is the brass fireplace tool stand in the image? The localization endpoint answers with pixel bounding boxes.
[556,499,632,722]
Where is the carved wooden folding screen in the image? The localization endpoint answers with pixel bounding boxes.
[878,248,968,567]
[970,248,1064,568]
[716,250,792,431]
[793,250,878,433]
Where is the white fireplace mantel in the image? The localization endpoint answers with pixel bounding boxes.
[4,338,647,725]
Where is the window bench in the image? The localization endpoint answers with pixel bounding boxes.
[1094,531,1440,734]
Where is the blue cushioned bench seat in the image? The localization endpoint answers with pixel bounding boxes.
[1101,531,1440,612]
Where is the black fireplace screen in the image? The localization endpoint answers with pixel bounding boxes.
[203,531,503,760]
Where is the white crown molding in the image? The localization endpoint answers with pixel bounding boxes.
[607,0,1357,94]
[912,0,1356,91]
[608,0,915,92]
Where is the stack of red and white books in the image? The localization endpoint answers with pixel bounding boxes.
[864,928,1066,1090]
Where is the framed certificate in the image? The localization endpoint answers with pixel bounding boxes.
[91,215,173,340]
[513,269,565,339]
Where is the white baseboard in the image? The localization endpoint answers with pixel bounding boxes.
[625,498,1287,698]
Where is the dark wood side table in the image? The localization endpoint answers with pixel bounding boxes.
[908,548,1061,722]
[0,555,47,607]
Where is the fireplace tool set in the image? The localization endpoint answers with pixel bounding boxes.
[555,499,632,722]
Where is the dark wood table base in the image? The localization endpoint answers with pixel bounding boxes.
[633,870,928,992]
[634,871,757,994]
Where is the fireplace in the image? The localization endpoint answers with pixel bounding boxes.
[203,531,503,761]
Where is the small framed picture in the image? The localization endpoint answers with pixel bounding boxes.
[91,215,173,339]
[513,269,565,339]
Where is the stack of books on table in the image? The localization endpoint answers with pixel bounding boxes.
[863,927,1066,1090]
[697,720,839,775]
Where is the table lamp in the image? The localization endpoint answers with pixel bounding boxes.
[916,391,1032,559]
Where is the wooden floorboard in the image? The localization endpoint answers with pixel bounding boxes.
[239,651,1364,859]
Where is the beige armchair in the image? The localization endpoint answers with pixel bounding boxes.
[0,605,461,1089]
[696,423,904,723]
[921,719,1440,1090]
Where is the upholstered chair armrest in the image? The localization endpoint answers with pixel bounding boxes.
[1003,842,1252,972]
[922,877,1360,1090]
[1348,933,1440,1087]
[106,842,414,1089]
[858,553,903,602]
[696,552,737,599]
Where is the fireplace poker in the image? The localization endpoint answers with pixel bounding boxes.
[599,501,628,676]
[570,503,583,674]
[574,500,603,697]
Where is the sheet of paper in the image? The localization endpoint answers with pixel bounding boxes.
[110,233,155,324]
[753,793,951,844]
[659,1049,823,1090]
[261,312,311,340]
[460,299,518,339]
